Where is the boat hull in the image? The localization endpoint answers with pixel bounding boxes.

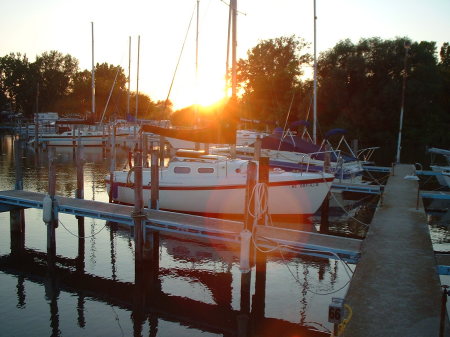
[107,176,333,220]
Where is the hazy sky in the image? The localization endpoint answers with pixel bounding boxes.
[1,0,449,109]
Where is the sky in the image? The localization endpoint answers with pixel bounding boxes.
[1,0,449,110]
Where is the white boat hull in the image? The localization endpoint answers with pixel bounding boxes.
[107,169,333,220]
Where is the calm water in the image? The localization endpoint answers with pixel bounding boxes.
[0,134,448,337]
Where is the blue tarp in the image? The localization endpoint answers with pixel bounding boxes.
[324,128,347,138]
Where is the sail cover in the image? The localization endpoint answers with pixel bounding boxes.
[141,119,237,145]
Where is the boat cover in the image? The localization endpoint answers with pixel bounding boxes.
[141,120,237,144]
[259,133,358,163]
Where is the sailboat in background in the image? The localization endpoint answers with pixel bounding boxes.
[428,147,450,188]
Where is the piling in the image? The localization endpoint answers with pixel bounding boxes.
[253,136,262,161]
[144,144,161,273]
[76,134,84,200]
[258,156,269,225]
[143,133,148,168]
[72,125,76,149]
[238,160,258,336]
[10,139,25,254]
[320,145,331,233]
[150,148,159,210]
[244,161,257,231]
[76,135,85,272]
[108,126,116,203]
[352,139,358,157]
[159,136,165,167]
[47,148,57,261]
[34,111,39,151]
[132,148,144,265]
[249,156,269,335]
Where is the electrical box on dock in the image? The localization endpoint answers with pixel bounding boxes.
[328,297,345,323]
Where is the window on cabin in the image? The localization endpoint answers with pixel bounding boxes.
[174,167,191,174]
[198,167,214,174]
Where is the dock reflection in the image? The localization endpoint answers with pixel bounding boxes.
[2,227,329,337]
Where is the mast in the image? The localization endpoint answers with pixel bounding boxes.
[195,0,200,126]
[230,0,237,100]
[127,36,131,122]
[313,0,317,144]
[395,41,410,163]
[135,35,140,136]
[225,2,232,98]
[91,22,95,119]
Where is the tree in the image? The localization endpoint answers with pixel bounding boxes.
[236,35,311,125]
[0,53,34,115]
[316,37,446,163]
[34,50,79,112]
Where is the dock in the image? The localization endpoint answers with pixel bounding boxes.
[0,189,361,262]
[344,164,447,337]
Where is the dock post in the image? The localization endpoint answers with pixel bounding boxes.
[143,134,148,168]
[76,135,85,272]
[320,145,331,234]
[47,147,57,262]
[10,139,25,254]
[76,134,84,200]
[150,149,159,210]
[258,156,269,225]
[72,124,76,154]
[247,156,269,334]
[352,139,358,157]
[108,125,116,203]
[244,161,258,232]
[253,136,262,161]
[159,136,165,167]
[252,246,267,336]
[34,112,39,150]
[440,285,449,337]
[237,161,257,336]
[143,145,161,276]
[133,148,144,266]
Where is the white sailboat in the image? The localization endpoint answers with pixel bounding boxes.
[106,151,334,220]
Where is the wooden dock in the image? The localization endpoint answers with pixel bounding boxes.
[343,164,448,337]
[0,189,361,262]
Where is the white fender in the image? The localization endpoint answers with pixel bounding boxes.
[239,230,252,273]
[43,195,53,223]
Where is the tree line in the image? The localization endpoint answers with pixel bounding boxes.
[0,50,171,121]
[235,36,450,163]
[1,36,449,162]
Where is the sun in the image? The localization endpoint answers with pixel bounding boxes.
[195,77,227,108]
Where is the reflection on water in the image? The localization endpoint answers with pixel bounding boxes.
[0,133,447,336]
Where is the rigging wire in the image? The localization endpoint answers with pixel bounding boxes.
[162,3,197,115]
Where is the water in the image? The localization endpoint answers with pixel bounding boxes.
[0,133,448,337]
